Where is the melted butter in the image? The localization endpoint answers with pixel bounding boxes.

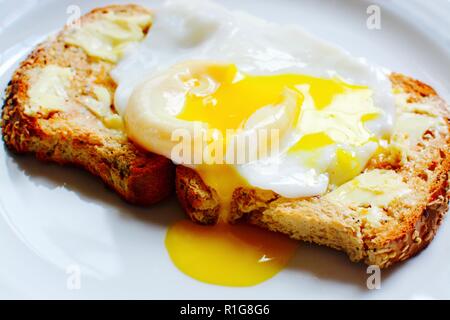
[165,220,298,287]
[296,86,380,147]
[26,65,73,116]
[326,169,411,210]
[65,12,152,62]
[79,85,124,130]
[392,113,438,147]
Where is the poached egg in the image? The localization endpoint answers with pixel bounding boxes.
[110,0,395,286]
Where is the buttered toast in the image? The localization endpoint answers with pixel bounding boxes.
[2,3,449,270]
[2,5,174,205]
[176,73,450,268]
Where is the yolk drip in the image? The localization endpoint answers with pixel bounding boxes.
[328,148,362,186]
[177,64,363,134]
[162,63,381,287]
[195,164,247,221]
[174,62,378,218]
[165,220,298,287]
[289,132,335,152]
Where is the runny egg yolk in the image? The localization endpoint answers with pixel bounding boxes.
[289,132,335,152]
[165,63,379,287]
[177,64,364,134]
[195,164,247,221]
[165,220,298,287]
[175,63,376,212]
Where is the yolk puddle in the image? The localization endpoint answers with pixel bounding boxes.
[164,62,378,286]
[165,220,298,287]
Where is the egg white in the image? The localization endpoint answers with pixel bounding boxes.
[111,0,395,198]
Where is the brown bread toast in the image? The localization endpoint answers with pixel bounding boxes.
[1,5,174,205]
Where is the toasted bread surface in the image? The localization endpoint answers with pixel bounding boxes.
[1,5,174,205]
[176,74,450,267]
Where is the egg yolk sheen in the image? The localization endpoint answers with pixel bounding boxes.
[165,220,298,287]
[177,64,364,133]
[174,63,378,214]
[164,63,380,288]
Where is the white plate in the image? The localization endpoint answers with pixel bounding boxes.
[1,0,449,299]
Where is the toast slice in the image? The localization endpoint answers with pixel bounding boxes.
[176,73,450,268]
[1,5,174,205]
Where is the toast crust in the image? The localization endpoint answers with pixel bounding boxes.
[175,73,450,268]
[1,5,174,205]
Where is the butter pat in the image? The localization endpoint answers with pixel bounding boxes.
[80,85,111,117]
[26,65,73,116]
[394,89,441,119]
[359,207,385,227]
[392,112,438,147]
[326,169,411,225]
[103,114,124,130]
[298,88,381,147]
[65,12,152,62]
[79,85,123,130]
